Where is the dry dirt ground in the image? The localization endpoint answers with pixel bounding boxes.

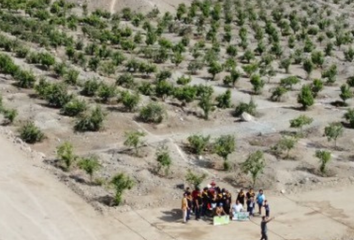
[1,131,354,240]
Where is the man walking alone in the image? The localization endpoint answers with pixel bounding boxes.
[260,216,274,240]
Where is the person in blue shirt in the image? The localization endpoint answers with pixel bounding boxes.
[256,189,265,215]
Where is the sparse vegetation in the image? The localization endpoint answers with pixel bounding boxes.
[57,142,77,171]
[78,155,101,182]
[19,122,44,144]
[156,145,172,176]
[110,173,134,206]
[315,150,331,174]
[185,170,207,189]
[139,102,166,123]
[187,134,210,155]
[241,150,265,187]
[124,130,146,156]
[324,122,343,148]
[213,134,236,170]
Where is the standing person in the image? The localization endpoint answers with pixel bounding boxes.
[195,192,203,220]
[246,188,255,212]
[248,196,255,217]
[223,196,231,215]
[264,200,270,217]
[181,193,189,223]
[225,190,232,204]
[192,187,200,214]
[186,192,193,220]
[256,189,266,215]
[260,216,274,240]
[201,187,209,217]
[237,189,246,206]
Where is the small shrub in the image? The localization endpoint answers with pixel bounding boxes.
[110,173,134,206]
[139,102,166,123]
[315,150,331,174]
[14,70,36,88]
[45,83,73,108]
[97,83,116,103]
[185,170,207,189]
[81,78,100,97]
[57,142,76,171]
[120,91,140,112]
[60,98,87,117]
[343,108,354,128]
[2,108,17,124]
[78,155,101,181]
[241,150,265,187]
[187,134,210,155]
[74,106,106,132]
[234,98,257,117]
[64,69,79,85]
[156,145,172,176]
[176,75,191,85]
[19,122,44,144]
[124,130,146,155]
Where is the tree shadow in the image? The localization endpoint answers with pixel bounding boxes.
[341,121,352,129]
[281,106,305,111]
[238,89,257,96]
[106,105,127,112]
[96,195,116,207]
[159,209,182,223]
[296,165,336,177]
[330,100,346,107]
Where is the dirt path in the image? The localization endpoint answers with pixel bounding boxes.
[110,0,117,14]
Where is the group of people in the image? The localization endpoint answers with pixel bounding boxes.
[181,182,273,240]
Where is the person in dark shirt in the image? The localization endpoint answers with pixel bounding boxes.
[264,200,270,217]
[201,188,209,217]
[195,193,203,220]
[260,216,274,240]
[246,188,255,212]
[223,197,231,215]
[237,189,246,205]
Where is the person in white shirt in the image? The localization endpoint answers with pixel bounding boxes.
[231,200,243,219]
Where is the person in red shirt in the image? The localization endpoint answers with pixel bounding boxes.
[192,187,200,214]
